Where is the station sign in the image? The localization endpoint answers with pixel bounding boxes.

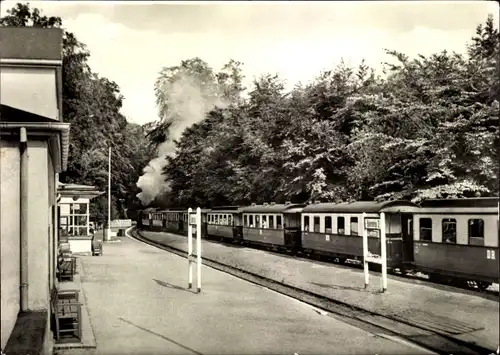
[365,218,381,230]
[110,219,132,228]
[189,213,197,225]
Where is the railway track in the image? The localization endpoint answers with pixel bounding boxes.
[130,228,496,355]
[151,228,499,297]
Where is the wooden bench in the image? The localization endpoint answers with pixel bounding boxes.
[50,287,82,342]
[57,255,76,282]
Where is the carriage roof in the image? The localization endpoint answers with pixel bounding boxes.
[241,203,306,213]
[420,197,498,209]
[302,200,419,214]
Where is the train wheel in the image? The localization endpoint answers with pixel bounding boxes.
[471,281,491,292]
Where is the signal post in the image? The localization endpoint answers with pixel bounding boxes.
[188,207,202,293]
[362,212,388,292]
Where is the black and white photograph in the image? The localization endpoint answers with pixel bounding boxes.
[0,1,499,354]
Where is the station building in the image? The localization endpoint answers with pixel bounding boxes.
[58,182,104,255]
[0,27,69,353]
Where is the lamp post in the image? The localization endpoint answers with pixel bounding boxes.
[106,146,111,241]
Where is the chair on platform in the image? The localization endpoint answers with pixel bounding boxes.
[50,287,82,342]
[56,246,76,282]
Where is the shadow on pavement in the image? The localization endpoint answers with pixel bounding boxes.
[153,278,198,294]
[310,282,366,292]
[118,317,203,355]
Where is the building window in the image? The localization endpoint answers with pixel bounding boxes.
[269,215,275,229]
[468,219,484,246]
[350,217,359,236]
[60,203,88,237]
[313,216,320,233]
[442,218,456,243]
[277,215,282,229]
[325,217,332,234]
[337,217,345,235]
[304,216,310,232]
[419,218,432,241]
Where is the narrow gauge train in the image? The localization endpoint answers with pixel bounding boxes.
[138,197,499,291]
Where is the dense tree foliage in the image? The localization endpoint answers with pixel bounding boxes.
[3,3,497,212]
[148,15,498,207]
[1,3,154,222]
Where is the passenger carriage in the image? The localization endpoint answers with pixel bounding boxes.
[140,211,151,228]
[151,210,166,230]
[162,209,185,234]
[140,208,157,228]
[411,197,499,289]
[206,206,243,242]
[141,208,156,228]
[184,209,210,238]
[301,200,420,268]
[241,203,306,251]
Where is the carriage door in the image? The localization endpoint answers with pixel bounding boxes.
[401,213,414,263]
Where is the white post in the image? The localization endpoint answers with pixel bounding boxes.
[196,207,202,293]
[380,212,388,292]
[106,146,111,241]
[188,207,193,289]
[86,200,90,236]
[362,212,369,288]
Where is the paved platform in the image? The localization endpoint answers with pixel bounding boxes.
[55,259,97,350]
[55,234,436,355]
[139,230,500,352]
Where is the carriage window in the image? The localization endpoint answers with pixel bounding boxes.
[420,218,432,241]
[350,217,359,236]
[314,216,320,233]
[269,215,275,229]
[228,215,233,226]
[222,215,227,225]
[255,215,260,227]
[304,216,310,232]
[468,219,484,246]
[249,215,254,227]
[337,217,345,235]
[215,215,219,224]
[244,215,248,226]
[442,219,456,244]
[277,216,282,229]
[325,217,332,233]
[262,215,268,228]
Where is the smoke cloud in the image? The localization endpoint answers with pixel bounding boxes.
[136,71,226,205]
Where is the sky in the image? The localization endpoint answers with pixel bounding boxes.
[1,1,498,126]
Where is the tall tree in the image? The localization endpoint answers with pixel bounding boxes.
[1,3,154,217]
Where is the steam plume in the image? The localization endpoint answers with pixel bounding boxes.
[136,71,226,205]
